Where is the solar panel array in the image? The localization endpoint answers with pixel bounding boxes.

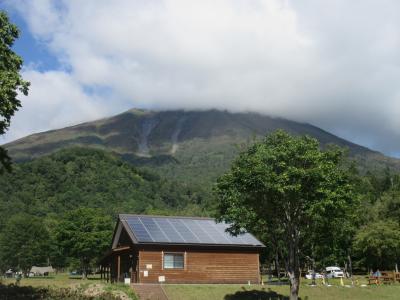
[121,215,263,246]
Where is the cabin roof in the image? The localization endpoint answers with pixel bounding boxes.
[115,214,264,248]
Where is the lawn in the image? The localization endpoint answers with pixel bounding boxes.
[163,278,400,300]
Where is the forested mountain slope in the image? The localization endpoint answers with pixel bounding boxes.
[0,148,206,229]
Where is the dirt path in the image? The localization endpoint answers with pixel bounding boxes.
[131,284,169,300]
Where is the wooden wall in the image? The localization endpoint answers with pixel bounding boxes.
[138,248,260,284]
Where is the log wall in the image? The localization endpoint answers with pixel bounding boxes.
[138,248,260,284]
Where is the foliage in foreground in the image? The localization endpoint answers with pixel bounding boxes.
[0,283,132,300]
[0,10,30,172]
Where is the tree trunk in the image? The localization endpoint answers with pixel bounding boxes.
[311,258,316,286]
[275,251,281,282]
[348,255,354,285]
[287,226,300,300]
[81,259,88,280]
[290,275,300,300]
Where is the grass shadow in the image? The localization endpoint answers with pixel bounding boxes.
[224,287,302,300]
[0,284,49,300]
[0,283,122,299]
[68,276,101,280]
[267,279,290,286]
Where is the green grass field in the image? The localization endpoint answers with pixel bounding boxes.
[1,274,400,300]
[164,283,400,300]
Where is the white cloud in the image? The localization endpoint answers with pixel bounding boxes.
[5,0,400,156]
[2,69,118,143]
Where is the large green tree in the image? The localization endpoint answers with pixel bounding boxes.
[54,208,113,278]
[215,130,355,300]
[353,220,400,270]
[0,10,30,172]
[0,214,50,275]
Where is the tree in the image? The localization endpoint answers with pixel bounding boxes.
[353,221,400,270]
[54,208,113,278]
[0,11,30,172]
[375,191,400,224]
[0,214,50,275]
[215,130,355,300]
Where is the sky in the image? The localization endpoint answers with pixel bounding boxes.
[1,0,400,157]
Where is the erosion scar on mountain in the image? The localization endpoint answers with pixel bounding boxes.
[137,117,159,157]
[171,116,187,154]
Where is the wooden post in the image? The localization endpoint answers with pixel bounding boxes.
[117,255,121,282]
[257,253,260,284]
[138,251,141,284]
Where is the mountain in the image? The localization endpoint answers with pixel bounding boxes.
[4,109,400,187]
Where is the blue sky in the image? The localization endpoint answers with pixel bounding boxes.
[9,10,59,72]
[2,1,400,158]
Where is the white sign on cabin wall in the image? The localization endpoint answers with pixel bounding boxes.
[144,270,148,277]
[158,276,165,282]
[146,264,152,269]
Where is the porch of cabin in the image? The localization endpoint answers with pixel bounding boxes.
[100,246,139,283]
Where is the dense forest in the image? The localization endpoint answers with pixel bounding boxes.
[0,148,209,273]
[0,145,399,274]
[0,147,209,224]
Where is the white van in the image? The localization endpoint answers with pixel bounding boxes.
[325,266,344,278]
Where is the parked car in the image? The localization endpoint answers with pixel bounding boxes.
[69,270,81,276]
[305,271,324,279]
[325,266,344,278]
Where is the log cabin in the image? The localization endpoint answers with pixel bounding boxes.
[100,214,264,284]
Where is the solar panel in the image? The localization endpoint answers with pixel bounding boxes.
[153,217,186,243]
[202,220,232,244]
[140,217,170,242]
[186,219,215,243]
[125,217,153,242]
[121,215,263,247]
[170,218,200,243]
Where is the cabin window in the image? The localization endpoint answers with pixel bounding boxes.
[163,253,184,269]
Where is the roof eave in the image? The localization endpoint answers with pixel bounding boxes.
[134,241,265,248]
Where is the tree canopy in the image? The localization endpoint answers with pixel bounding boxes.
[215,130,357,300]
[54,208,113,278]
[0,214,50,275]
[0,11,30,172]
[353,220,400,270]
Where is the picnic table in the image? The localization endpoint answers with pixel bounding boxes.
[368,271,400,285]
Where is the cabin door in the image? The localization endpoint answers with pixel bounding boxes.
[130,252,139,283]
